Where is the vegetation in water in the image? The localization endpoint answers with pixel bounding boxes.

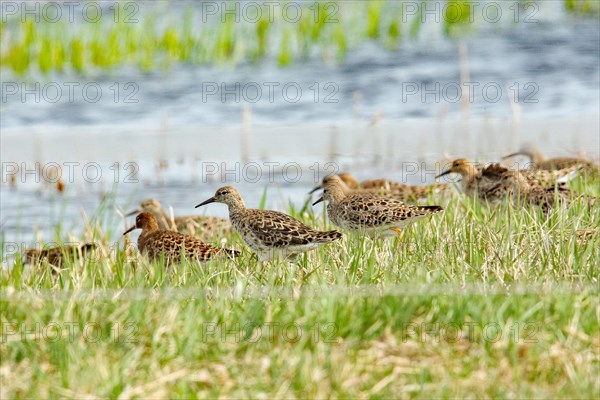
[2,1,597,76]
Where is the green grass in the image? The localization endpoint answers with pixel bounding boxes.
[1,175,599,397]
[564,0,600,14]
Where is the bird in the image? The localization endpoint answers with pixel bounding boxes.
[503,145,599,173]
[123,212,238,264]
[310,174,371,196]
[24,243,97,269]
[498,169,594,214]
[334,172,398,191]
[435,159,580,203]
[195,186,342,261]
[338,172,448,195]
[435,159,504,202]
[310,173,448,202]
[312,175,443,237]
[126,198,232,240]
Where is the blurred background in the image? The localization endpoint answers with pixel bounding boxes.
[1,0,599,243]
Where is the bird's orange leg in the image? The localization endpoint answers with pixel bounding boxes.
[389,227,403,238]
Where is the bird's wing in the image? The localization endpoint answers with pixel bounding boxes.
[339,194,434,227]
[240,209,320,247]
[147,231,221,261]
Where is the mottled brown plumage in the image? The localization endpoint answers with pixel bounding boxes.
[24,243,96,268]
[127,198,232,240]
[123,212,238,264]
[499,169,594,214]
[503,146,599,173]
[313,176,443,237]
[196,186,342,261]
[311,172,448,202]
[436,159,504,202]
[436,159,580,203]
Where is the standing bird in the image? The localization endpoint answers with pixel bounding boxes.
[436,160,513,203]
[436,159,580,203]
[123,212,238,264]
[312,176,443,237]
[498,169,594,214]
[503,145,598,172]
[126,198,232,240]
[196,186,342,261]
[310,173,448,202]
[310,174,370,196]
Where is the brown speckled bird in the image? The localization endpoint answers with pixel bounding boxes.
[503,145,599,173]
[498,169,595,214]
[312,176,443,237]
[436,159,580,203]
[196,186,342,261]
[436,159,503,202]
[24,243,96,267]
[310,174,370,196]
[127,198,232,240]
[123,212,238,264]
[310,173,448,202]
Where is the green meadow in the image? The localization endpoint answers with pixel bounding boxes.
[2,174,599,398]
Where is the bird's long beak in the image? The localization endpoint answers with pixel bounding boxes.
[435,170,451,179]
[195,197,216,208]
[123,225,137,235]
[125,209,140,217]
[312,196,324,206]
[502,151,524,160]
[309,184,323,194]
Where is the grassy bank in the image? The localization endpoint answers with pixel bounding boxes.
[2,287,598,398]
[1,173,599,397]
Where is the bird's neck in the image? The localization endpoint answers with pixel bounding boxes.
[461,164,479,183]
[140,222,160,237]
[339,181,354,194]
[227,199,246,214]
[329,187,347,204]
[515,177,532,192]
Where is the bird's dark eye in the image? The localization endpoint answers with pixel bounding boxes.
[220,190,229,195]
